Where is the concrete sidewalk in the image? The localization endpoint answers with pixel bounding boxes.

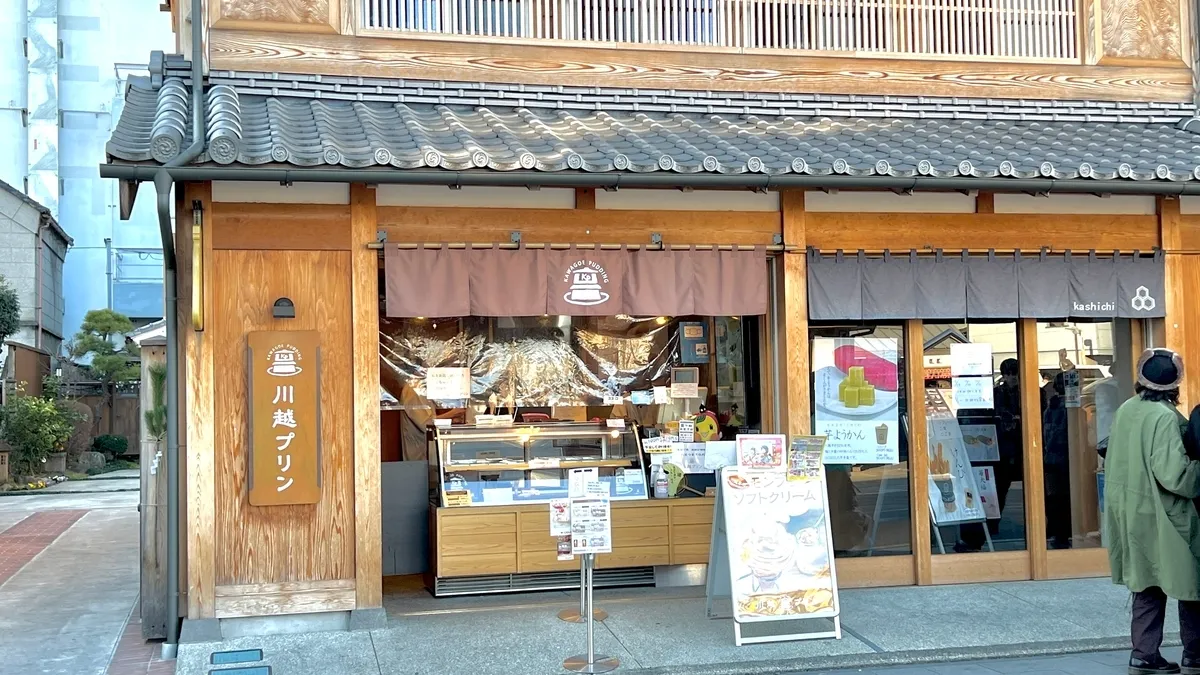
[175,576,1155,675]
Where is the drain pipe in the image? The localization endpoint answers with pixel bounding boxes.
[157,0,206,659]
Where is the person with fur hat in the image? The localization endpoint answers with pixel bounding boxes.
[1106,348,1200,675]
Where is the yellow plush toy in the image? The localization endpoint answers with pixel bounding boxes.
[694,410,720,442]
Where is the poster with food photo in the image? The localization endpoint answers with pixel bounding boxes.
[719,468,839,623]
[925,389,987,525]
[813,338,900,465]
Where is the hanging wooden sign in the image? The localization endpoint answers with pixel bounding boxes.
[248,330,321,506]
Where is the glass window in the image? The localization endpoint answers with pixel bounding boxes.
[923,323,1027,554]
[1035,320,1135,550]
[809,324,911,558]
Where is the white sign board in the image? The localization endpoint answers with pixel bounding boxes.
[812,338,900,465]
[670,443,708,474]
[426,367,471,401]
[951,376,994,409]
[704,441,737,471]
[569,497,612,554]
[549,498,572,536]
[706,458,842,646]
[950,343,993,377]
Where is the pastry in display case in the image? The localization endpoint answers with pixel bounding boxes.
[431,422,648,507]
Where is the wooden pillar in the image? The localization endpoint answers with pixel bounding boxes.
[1160,196,1192,410]
[779,190,809,436]
[574,187,596,210]
[905,320,932,585]
[181,181,216,618]
[351,184,382,608]
[1018,319,1048,579]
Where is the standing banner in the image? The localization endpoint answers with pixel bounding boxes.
[812,338,900,465]
[706,435,842,646]
[925,389,986,524]
[248,331,321,506]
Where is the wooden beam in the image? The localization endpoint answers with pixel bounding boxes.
[574,188,596,210]
[214,579,357,618]
[209,29,1193,102]
[1018,319,1049,580]
[975,192,995,214]
[211,203,352,250]
[905,320,932,586]
[350,184,382,609]
[183,181,216,618]
[779,190,808,437]
[378,207,781,246]
[806,212,1160,253]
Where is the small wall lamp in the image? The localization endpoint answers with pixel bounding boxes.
[272,298,296,319]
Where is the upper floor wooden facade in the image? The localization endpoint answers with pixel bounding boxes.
[172,0,1195,102]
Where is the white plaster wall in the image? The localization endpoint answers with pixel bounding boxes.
[211,181,350,204]
[375,185,575,208]
[1180,196,1200,214]
[803,190,977,213]
[994,193,1156,214]
[595,189,779,211]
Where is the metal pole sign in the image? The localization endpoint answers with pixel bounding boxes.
[560,471,618,673]
[552,497,607,623]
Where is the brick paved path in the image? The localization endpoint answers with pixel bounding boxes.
[0,509,87,585]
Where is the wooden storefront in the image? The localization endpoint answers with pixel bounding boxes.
[173,181,1196,626]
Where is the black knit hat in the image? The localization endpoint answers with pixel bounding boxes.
[1137,348,1184,391]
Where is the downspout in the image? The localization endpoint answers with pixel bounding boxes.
[35,218,45,351]
[157,0,206,658]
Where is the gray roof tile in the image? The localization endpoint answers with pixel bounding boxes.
[107,73,1200,183]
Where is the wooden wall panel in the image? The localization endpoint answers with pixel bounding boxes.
[212,203,352,250]
[806,212,1160,253]
[212,248,355,585]
[182,182,215,618]
[1100,0,1184,64]
[209,29,1193,102]
[350,184,382,608]
[212,0,341,34]
[378,207,781,246]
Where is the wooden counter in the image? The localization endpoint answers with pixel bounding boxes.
[432,498,715,579]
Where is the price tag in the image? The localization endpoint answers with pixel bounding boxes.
[606,418,626,429]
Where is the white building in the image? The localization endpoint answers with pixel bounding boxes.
[0,0,174,339]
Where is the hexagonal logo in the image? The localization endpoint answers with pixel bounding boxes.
[1131,286,1156,312]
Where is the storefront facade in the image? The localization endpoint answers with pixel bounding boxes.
[122,172,1200,633]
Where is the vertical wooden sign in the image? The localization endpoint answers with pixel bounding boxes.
[248,330,321,506]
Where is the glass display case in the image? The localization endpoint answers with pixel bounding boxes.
[431,422,648,507]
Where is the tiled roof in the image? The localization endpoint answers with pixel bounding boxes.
[106,59,1200,183]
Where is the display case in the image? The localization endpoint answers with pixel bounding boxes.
[431,422,648,507]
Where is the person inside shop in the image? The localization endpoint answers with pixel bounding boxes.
[1105,348,1200,675]
[1042,372,1072,550]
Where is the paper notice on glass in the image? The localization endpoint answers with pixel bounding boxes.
[568,468,598,498]
[426,367,471,401]
[1064,369,1082,408]
[584,480,610,498]
[951,376,994,409]
[678,419,696,443]
[642,436,676,454]
[670,443,708,473]
[950,343,993,377]
[974,466,1002,519]
[653,386,671,404]
[549,498,572,536]
[570,497,612,554]
[704,441,737,470]
[812,337,900,465]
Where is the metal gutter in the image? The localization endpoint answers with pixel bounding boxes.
[102,164,1199,196]
[155,0,206,658]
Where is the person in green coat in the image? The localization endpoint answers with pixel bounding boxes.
[1106,348,1200,675]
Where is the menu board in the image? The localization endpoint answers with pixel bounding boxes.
[713,467,838,624]
[925,389,987,525]
[812,338,900,465]
[569,497,612,554]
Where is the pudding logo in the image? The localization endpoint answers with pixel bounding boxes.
[562,259,610,306]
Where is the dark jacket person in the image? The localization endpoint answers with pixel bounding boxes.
[1105,348,1200,675]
